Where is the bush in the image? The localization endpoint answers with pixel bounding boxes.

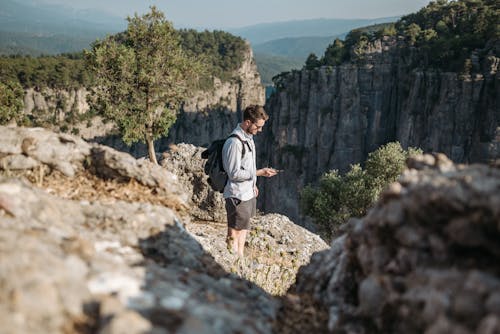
[0,80,24,125]
[301,142,422,238]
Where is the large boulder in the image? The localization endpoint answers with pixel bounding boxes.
[0,126,188,207]
[293,154,500,333]
[161,143,225,222]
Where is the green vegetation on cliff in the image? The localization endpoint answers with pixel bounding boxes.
[0,17,248,127]
[0,80,24,124]
[0,29,247,91]
[304,0,499,72]
[0,53,92,89]
[179,29,247,86]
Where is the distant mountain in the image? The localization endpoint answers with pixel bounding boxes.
[254,53,304,86]
[253,34,346,60]
[228,17,399,45]
[0,0,125,55]
[0,0,125,35]
[0,30,98,56]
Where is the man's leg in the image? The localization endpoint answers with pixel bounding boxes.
[225,197,252,257]
[236,229,248,257]
[227,227,239,254]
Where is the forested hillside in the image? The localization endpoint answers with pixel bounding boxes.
[303,0,499,72]
[0,30,247,90]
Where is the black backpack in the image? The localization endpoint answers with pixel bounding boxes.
[201,134,249,193]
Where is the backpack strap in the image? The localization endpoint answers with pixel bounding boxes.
[227,134,251,159]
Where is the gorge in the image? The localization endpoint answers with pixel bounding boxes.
[18,36,499,224]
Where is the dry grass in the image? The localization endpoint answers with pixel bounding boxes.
[1,166,188,214]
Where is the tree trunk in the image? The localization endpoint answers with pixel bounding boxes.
[147,136,158,165]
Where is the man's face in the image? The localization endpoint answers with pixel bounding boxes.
[246,119,265,135]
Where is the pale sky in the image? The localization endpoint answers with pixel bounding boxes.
[37,0,431,29]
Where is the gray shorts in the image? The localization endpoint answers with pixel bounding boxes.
[225,197,256,230]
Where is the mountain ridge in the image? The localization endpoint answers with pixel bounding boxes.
[228,16,399,44]
[1,0,399,56]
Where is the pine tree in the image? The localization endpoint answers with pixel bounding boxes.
[85,7,202,164]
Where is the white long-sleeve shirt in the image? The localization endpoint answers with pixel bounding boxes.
[222,125,256,201]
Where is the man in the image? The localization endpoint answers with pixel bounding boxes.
[222,105,277,257]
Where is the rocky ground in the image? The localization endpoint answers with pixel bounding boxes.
[2,125,499,334]
[0,126,328,334]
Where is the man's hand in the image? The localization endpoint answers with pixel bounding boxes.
[257,168,278,177]
[254,185,259,197]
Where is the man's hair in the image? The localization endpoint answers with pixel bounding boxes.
[243,105,269,123]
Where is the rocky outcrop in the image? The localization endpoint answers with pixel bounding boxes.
[257,40,499,222]
[161,143,225,222]
[292,154,500,333]
[0,126,327,333]
[0,126,187,205]
[23,87,89,119]
[0,177,280,334]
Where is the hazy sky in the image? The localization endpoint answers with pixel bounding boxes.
[38,0,431,29]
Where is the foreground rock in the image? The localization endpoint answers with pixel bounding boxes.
[293,154,500,333]
[0,126,328,333]
[0,178,277,334]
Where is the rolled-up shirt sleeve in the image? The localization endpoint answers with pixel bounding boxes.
[223,138,252,182]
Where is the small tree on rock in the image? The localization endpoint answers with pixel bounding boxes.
[85,7,201,164]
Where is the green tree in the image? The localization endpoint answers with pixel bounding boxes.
[364,142,421,200]
[304,53,321,70]
[0,81,24,125]
[301,142,421,238]
[321,38,346,66]
[85,7,201,164]
[405,23,422,45]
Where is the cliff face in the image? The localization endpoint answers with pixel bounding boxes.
[257,40,499,221]
[23,87,89,119]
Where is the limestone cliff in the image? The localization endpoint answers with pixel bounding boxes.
[257,38,499,222]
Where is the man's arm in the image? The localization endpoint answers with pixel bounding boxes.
[223,138,253,181]
[256,168,278,177]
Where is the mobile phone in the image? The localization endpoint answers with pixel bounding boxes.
[272,168,284,173]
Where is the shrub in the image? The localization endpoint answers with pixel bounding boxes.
[0,81,24,125]
[301,142,422,238]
